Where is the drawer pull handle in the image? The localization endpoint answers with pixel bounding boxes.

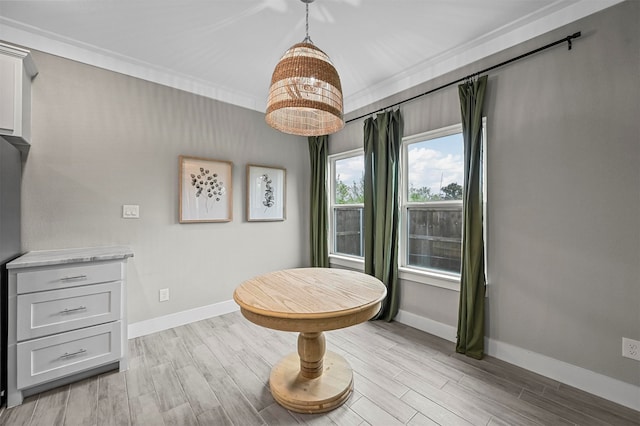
[60,275,88,281]
[60,306,87,314]
[60,348,87,359]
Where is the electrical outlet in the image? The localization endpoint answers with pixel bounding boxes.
[622,337,640,361]
[159,288,170,302]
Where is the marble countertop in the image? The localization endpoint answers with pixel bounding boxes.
[7,246,134,269]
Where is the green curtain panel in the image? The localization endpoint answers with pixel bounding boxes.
[363,110,404,321]
[308,135,330,267]
[456,75,488,359]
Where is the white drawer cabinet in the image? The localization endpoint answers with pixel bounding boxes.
[16,261,123,294]
[6,246,133,407]
[16,281,122,340]
[17,321,122,389]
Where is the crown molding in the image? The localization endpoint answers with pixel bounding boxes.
[344,0,624,112]
[0,0,624,115]
[0,16,260,112]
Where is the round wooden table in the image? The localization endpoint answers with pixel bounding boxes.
[233,268,387,414]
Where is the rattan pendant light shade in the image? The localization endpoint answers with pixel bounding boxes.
[265,1,344,136]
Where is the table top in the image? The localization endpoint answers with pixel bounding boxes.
[234,268,386,332]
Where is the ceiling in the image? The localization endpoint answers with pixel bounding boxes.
[0,0,621,114]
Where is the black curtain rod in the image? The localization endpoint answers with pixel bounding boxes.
[345,31,582,124]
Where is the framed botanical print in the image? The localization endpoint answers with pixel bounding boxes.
[246,165,286,221]
[179,155,233,223]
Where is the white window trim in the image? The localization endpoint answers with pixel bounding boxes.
[400,124,464,289]
[398,267,460,290]
[329,253,365,271]
[399,120,487,292]
[482,118,489,290]
[328,148,364,263]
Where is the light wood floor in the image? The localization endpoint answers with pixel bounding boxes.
[1,311,638,425]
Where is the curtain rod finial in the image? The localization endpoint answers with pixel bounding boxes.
[567,31,581,50]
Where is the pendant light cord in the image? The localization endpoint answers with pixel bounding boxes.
[303,1,313,44]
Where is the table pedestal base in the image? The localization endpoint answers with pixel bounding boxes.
[269,351,353,414]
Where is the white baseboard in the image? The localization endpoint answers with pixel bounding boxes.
[486,338,640,412]
[396,309,640,412]
[127,300,239,338]
[395,309,457,343]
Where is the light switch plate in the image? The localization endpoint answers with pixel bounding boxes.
[122,204,140,219]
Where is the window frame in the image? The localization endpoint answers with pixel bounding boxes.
[326,119,487,289]
[399,124,465,290]
[328,148,365,268]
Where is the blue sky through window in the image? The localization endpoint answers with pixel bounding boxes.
[335,155,364,188]
[334,132,464,197]
[408,133,464,194]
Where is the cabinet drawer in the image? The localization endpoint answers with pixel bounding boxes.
[17,281,122,341]
[16,261,122,294]
[17,322,122,389]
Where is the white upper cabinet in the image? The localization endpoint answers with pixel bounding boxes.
[0,43,38,148]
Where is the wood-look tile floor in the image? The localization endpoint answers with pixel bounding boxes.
[1,311,639,425]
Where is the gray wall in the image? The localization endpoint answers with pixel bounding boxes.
[22,51,310,324]
[331,1,639,386]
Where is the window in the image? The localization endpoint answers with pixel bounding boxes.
[401,125,464,276]
[328,121,485,285]
[329,150,364,258]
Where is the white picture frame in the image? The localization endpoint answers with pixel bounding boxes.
[179,155,233,223]
[246,165,286,222]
